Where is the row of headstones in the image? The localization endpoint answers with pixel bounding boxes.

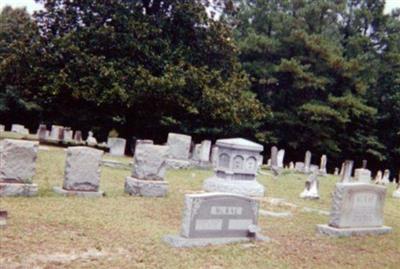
[0,138,397,245]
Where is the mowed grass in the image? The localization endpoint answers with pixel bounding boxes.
[1,146,399,269]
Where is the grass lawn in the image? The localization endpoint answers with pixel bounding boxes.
[1,146,399,268]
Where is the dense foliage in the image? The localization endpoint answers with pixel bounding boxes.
[0,0,399,172]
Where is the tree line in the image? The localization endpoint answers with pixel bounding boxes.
[0,0,399,173]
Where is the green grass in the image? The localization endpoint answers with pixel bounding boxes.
[1,146,399,268]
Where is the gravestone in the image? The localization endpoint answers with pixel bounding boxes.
[211,146,218,168]
[270,146,278,169]
[63,127,73,142]
[74,130,83,143]
[49,125,63,141]
[125,144,169,197]
[304,151,312,173]
[374,170,383,184]
[334,167,339,176]
[10,124,25,133]
[0,124,4,132]
[317,183,392,236]
[382,169,390,185]
[393,181,400,198]
[339,162,345,177]
[107,137,127,156]
[354,168,371,183]
[295,162,305,172]
[199,140,212,163]
[191,144,201,162]
[166,133,192,169]
[203,138,265,197]
[341,160,354,182]
[319,155,327,175]
[0,139,39,196]
[289,161,294,170]
[300,170,319,199]
[164,193,266,247]
[86,131,97,146]
[37,124,47,141]
[53,147,104,197]
[362,160,368,169]
[277,149,285,168]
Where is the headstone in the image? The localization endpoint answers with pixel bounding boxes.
[0,210,7,228]
[341,160,354,182]
[211,146,218,168]
[37,124,47,141]
[74,130,83,143]
[382,169,390,185]
[49,125,63,141]
[339,162,345,177]
[192,144,202,162]
[10,124,25,133]
[125,144,169,197]
[165,133,192,169]
[334,167,339,176]
[310,164,319,173]
[393,181,400,198]
[295,162,305,172]
[53,147,104,197]
[0,124,4,132]
[199,140,212,163]
[354,168,372,183]
[63,127,73,142]
[319,155,327,175]
[277,149,285,168]
[317,183,392,236]
[362,160,368,169]
[0,139,39,196]
[304,151,312,173]
[374,170,383,185]
[86,131,97,146]
[300,170,319,199]
[270,146,278,169]
[289,161,294,170]
[107,137,127,156]
[203,138,265,197]
[164,193,266,247]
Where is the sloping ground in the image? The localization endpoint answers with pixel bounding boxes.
[1,148,399,269]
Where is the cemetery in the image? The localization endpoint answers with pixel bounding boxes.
[1,0,400,268]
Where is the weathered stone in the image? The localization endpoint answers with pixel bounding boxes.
[334,167,339,176]
[11,124,25,133]
[164,193,266,247]
[374,170,383,184]
[270,146,278,168]
[300,171,319,199]
[393,183,400,198]
[0,182,38,197]
[49,125,63,141]
[340,160,354,182]
[304,151,312,173]
[167,133,192,160]
[354,168,371,183]
[211,146,218,168]
[0,139,38,183]
[74,130,83,143]
[203,138,265,197]
[199,140,211,163]
[192,144,202,161]
[63,127,73,142]
[317,183,392,237]
[277,149,285,168]
[382,169,390,185]
[0,124,4,132]
[295,162,304,172]
[124,177,168,197]
[61,146,103,192]
[107,137,126,156]
[86,131,97,146]
[53,186,104,197]
[37,124,47,141]
[362,159,368,169]
[289,161,294,170]
[319,155,327,175]
[132,144,169,180]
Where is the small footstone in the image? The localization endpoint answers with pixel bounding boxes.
[124,177,168,197]
[316,224,392,237]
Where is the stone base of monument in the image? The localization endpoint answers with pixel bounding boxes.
[0,182,38,197]
[203,176,265,197]
[124,177,168,197]
[163,234,269,248]
[165,159,192,169]
[393,190,400,198]
[316,224,392,237]
[53,186,104,197]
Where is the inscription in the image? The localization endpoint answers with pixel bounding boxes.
[353,193,377,207]
[228,219,253,230]
[211,206,243,216]
[195,219,223,230]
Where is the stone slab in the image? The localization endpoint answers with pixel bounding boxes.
[165,159,192,169]
[132,144,169,180]
[107,137,126,156]
[167,133,191,160]
[316,224,392,237]
[124,177,168,197]
[163,234,268,248]
[0,183,38,197]
[203,176,265,197]
[53,186,104,197]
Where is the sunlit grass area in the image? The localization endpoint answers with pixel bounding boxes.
[1,146,399,268]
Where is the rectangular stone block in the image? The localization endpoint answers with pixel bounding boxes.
[167,133,191,160]
[329,183,387,228]
[132,144,169,180]
[0,125,4,132]
[63,146,103,191]
[354,168,371,183]
[181,193,259,239]
[11,124,25,133]
[0,139,38,183]
[107,137,127,156]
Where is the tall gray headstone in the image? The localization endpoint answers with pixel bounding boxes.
[37,124,47,141]
[199,140,212,163]
[49,125,63,141]
[317,183,392,237]
[164,193,265,247]
[125,144,169,197]
[270,146,278,168]
[0,139,39,196]
[341,160,354,182]
[203,138,265,197]
[211,146,218,168]
[382,169,390,185]
[53,146,104,197]
[166,133,192,169]
[304,151,312,173]
[107,137,127,156]
[319,155,327,175]
[277,149,285,168]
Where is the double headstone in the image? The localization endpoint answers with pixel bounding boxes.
[107,137,127,156]
[166,133,192,169]
[125,144,169,197]
[53,147,104,197]
[203,138,265,197]
[164,193,265,247]
[0,139,39,196]
[317,183,392,237]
